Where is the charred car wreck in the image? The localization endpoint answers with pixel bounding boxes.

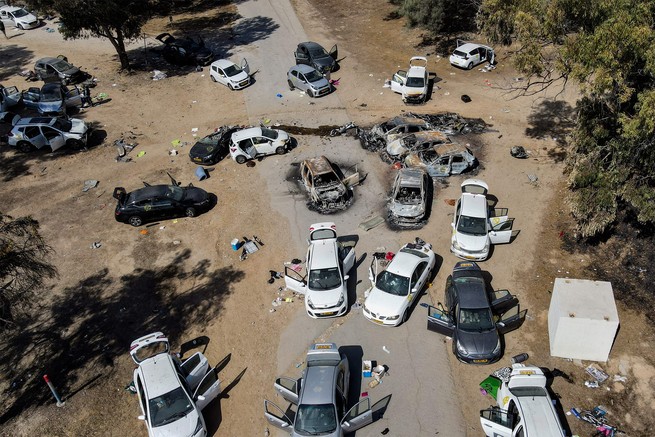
[299,156,361,213]
[388,168,430,228]
[404,143,477,177]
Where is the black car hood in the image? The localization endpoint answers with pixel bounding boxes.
[313,55,335,69]
[189,142,219,157]
[457,329,499,357]
[183,187,209,203]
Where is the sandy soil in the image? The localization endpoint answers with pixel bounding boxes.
[0,1,652,436]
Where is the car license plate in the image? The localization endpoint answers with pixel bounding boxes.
[323,311,336,316]
[473,359,488,363]
[193,157,201,162]
[465,255,477,260]
[373,319,384,324]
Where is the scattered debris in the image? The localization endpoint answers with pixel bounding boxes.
[90,241,101,249]
[585,364,609,384]
[461,94,471,103]
[152,70,167,81]
[359,215,385,231]
[382,346,390,354]
[511,146,528,158]
[82,180,99,192]
[527,173,538,184]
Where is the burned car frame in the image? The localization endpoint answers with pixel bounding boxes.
[387,168,430,228]
[404,143,477,178]
[385,130,452,162]
[299,156,360,213]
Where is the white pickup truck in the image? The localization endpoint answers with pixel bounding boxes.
[479,364,567,437]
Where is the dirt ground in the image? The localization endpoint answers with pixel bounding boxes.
[0,0,653,436]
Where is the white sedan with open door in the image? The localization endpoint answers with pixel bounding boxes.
[284,223,355,318]
[129,332,221,437]
[450,179,517,261]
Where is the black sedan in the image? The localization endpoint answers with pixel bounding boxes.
[188,126,239,165]
[113,184,211,227]
[294,42,338,76]
[156,33,214,66]
[425,261,526,364]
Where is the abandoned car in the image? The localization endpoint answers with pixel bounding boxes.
[156,32,214,66]
[449,40,495,70]
[287,64,332,98]
[293,41,338,76]
[34,57,89,84]
[0,85,22,111]
[370,115,432,139]
[404,143,477,177]
[451,179,516,261]
[229,126,290,164]
[363,238,436,326]
[188,126,240,165]
[209,59,251,90]
[425,261,526,364]
[22,83,82,116]
[299,156,360,213]
[113,178,211,227]
[387,168,430,228]
[0,5,39,29]
[8,116,89,152]
[388,57,429,104]
[386,130,451,161]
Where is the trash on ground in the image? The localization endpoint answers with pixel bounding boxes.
[585,364,609,384]
[382,346,390,354]
[359,215,385,231]
[461,94,471,103]
[152,70,167,80]
[136,151,146,158]
[82,179,99,192]
[511,145,528,158]
[479,375,501,400]
[527,173,538,184]
[90,241,101,249]
[169,149,178,156]
[139,229,148,235]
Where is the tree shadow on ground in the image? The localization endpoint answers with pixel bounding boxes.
[0,249,244,424]
[0,45,34,81]
[525,100,576,146]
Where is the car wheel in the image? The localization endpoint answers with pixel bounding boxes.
[17,141,35,153]
[235,155,247,164]
[210,75,217,82]
[275,146,286,155]
[66,139,84,150]
[228,83,234,90]
[467,62,474,70]
[17,23,24,30]
[185,207,196,218]
[129,216,143,227]
[402,310,409,324]
[306,89,314,98]
[287,80,295,91]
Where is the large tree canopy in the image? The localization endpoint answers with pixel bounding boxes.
[476,0,655,237]
[28,0,163,70]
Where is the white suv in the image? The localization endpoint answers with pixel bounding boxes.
[284,222,356,318]
[8,116,89,152]
[389,56,429,104]
[130,333,221,437]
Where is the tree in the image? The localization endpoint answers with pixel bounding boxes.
[27,0,165,70]
[0,213,57,328]
[394,0,479,34]
[477,0,655,237]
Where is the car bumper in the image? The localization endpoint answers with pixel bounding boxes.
[456,353,501,365]
[402,94,426,104]
[230,79,251,90]
[18,20,40,29]
[362,308,401,327]
[306,301,347,319]
[450,245,489,262]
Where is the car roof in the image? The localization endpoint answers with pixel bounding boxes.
[411,131,450,143]
[460,192,487,218]
[407,66,426,78]
[310,239,338,269]
[454,276,489,308]
[433,143,470,156]
[138,353,182,398]
[15,117,57,127]
[455,42,491,53]
[36,57,62,65]
[301,365,337,405]
[231,127,263,142]
[398,168,424,187]
[300,41,322,50]
[211,59,236,69]
[386,250,422,277]
[1,6,24,12]
[386,116,427,127]
[303,156,334,175]
[128,185,172,202]
[291,64,316,74]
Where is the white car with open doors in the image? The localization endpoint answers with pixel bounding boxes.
[451,179,516,261]
[389,56,429,104]
[449,40,495,70]
[264,342,391,436]
[209,59,251,90]
[229,126,290,164]
[129,332,221,437]
[284,222,355,318]
[363,238,436,326]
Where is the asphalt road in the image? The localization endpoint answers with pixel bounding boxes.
[234,0,466,435]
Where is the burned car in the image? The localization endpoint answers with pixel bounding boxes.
[188,125,240,165]
[388,168,430,228]
[34,57,89,84]
[156,32,214,66]
[404,143,477,177]
[371,115,432,139]
[386,130,452,162]
[299,156,360,213]
[22,83,83,116]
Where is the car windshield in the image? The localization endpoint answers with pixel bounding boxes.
[52,118,72,132]
[308,267,341,291]
[375,270,410,296]
[148,387,194,427]
[260,127,279,140]
[304,69,323,83]
[395,186,422,204]
[41,86,63,102]
[510,386,548,397]
[13,8,30,18]
[223,64,242,77]
[295,403,337,435]
[165,185,185,201]
[308,46,328,58]
[457,215,487,236]
[51,60,73,72]
[406,77,425,88]
[458,307,494,332]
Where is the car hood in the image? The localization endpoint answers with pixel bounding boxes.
[184,187,209,203]
[16,13,38,24]
[275,130,290,143]
[454,231,488,252]
[38,101,64,113]
[70,119,88,135]
[189,142,219,157]
[307,286,344,307]
[228,70,249,84]
[309,76,331,89]
[313,55,335,69]
[152,410,200,437]
[365,287,407,318]
[387,138,408,157]
[389,201,424,218]
[58,66,81,77]
[457,328,499,358]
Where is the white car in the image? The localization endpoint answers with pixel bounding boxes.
[449,40,495,70]
[229,126,290,163]
[389,56,429,104]
[284,222,356,318]
[0,6,39,30]
[209,59,251,90]
[450,179,515,261]
[130,333,221,437]
[363,238,436,326]
[8,117,89,152]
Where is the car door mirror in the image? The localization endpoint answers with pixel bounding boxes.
[411,287,418,294]
[138,415,146,421]
[197,395,206,401]
[496,322,505,328]
[344,275,349,281]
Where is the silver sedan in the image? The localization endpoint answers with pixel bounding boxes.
[287,64,332,98]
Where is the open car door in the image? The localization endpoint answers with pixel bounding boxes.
[241,58,250,75]
[490,289,518,314]
[426,304,455,337]
[274,376,300,404]
[329,44,338,61]
[461,178,488,195]
[284,266,307,295]
[180,352,210,390]
[193,367,221,410]
[496,305,527,334]
[341,398,373,433]
[48,134,67,152]
[390,71,406,94]
[340,246,356,273]
[480,408,514,437]
[65,86,83,107]
[342,170,361,188]
[1,85,22,108]
[264,400,293,430]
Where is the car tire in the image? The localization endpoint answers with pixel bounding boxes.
[287,80,295,91]
[467,62,474,70]
[185,207,196,218]
[235,155,247,164]
[210,75,217,82]
[275,146,286,155]
[402,310,409,325]
[66,139,84,150]
[228,83,234,90]
[17,23,24,30]
[129,216,143,227]
[306,89,314,98]
[17,141,35,153]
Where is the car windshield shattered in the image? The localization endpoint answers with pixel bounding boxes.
[304,69,323,83]
[457,215,487,236]
[52,118,72,131]
[376,270,410,296]
[309,267,341,290]
[223,64,242,77]
[458,308,494,332]
[406,77,425,88]
[260,127,279,140]
[295,404,337,435]
[165,186,185,201]
[148,387,193,427]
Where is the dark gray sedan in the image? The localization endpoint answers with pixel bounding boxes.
[294,41,338,75]
[425,261,526,364]
[287,64,332,98]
